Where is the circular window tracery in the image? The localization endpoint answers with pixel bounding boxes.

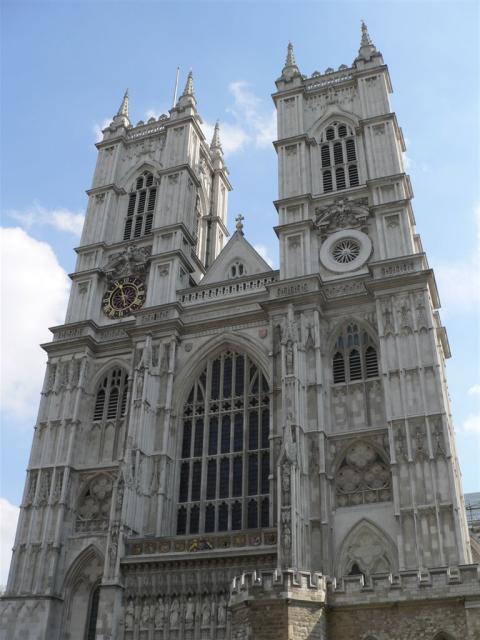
[331,238,360,264]
[319,229,372,273]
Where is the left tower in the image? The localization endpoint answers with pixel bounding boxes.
[0,76,231,640]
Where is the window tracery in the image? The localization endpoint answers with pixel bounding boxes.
[89,368,129,464]
[336,442,391,507]
[76,474,114,532]
[229,261,246,278]
[319,121,360,193]
[332,324,379,384]
[123,171,157,240]
[176,350,270,535]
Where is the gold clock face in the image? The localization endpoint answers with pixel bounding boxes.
[102,277,146,318]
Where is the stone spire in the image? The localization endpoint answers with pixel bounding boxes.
[357,20,378,60]
[285,42,297,68]
[110,88,131,129]
[117,89,129,117]
[176,70,196,110]
[210,121,223,153]
[182,70,195,98]
[281,42,301,81]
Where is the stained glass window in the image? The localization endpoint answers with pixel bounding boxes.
[176,351,270,534]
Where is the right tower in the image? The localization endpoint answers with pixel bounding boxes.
[272,23,472,578]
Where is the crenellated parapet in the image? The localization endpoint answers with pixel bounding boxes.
[230,570,327,640]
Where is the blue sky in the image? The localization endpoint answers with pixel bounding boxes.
[1,0,479,581]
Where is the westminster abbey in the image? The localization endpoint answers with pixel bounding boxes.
[1,23,479,640]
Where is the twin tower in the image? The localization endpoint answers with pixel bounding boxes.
[2,24,479,640]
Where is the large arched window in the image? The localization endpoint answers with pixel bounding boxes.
[176,350,270,535]
[319,121,360,193]
[332,324,379,384]
[123,171,157,240]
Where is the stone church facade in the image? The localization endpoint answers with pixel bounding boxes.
[1,24,479,640]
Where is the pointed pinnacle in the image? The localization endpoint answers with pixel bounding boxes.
[182,71,194,97]
[210,121,223,151]
[285,42,296,68]
[117,89,129,117]
[361,21,373,47]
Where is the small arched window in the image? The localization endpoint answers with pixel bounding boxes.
[319,122,360,193]
[230,261,246,279]
[93,368,129,422]
[332,324,379,383]
[123,171,157,240]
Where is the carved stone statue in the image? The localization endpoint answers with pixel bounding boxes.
[154,597,165,628]
[281,509,292,550]
[169,597,180,627]
[125,599,134,630]
[141,599,151,626]
[217,594,227,625]
[201,596,211,626]
[281,461,291,504]
[185,596,195,625]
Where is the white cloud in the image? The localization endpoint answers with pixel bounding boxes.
[228,81,276,148]
[0,497,19,588]
[0,228,70,419]
[463,414,480,435]
[435,204,480,312]
[202,81,276,156]
[202,120,250,155]
[254,244,276,268]
[94,118,111,143]
[9,202,85,237]
[468,384,480,396]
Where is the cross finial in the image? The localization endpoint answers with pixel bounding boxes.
[235,214,245,233]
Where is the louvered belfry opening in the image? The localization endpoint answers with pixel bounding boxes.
[320,122,360,193]
[332,324,379,384]
[123,171,157,240]
[177,351,270,535]
[93,368,129,422]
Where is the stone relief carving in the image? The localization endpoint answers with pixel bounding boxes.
[341,522,393,577]
[314,196,370,237]
[396,296,413,334]
[414,292,429,330]
[76,474,114,532]
[335,440,391,507]
[25,470,38,506]
[37,470,51,506]
[102,245,152,284]
[380,299,395,335]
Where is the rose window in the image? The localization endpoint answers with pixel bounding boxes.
[331,238,360,264]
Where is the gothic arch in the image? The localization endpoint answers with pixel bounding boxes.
[119,160,163,191]
[326,316,379,355]
[172,332,270,417]
[172,341,271,536]
[307,105,360,140]
[86,359,130,396]
[336,518,397,578]
[61,545,104,640]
